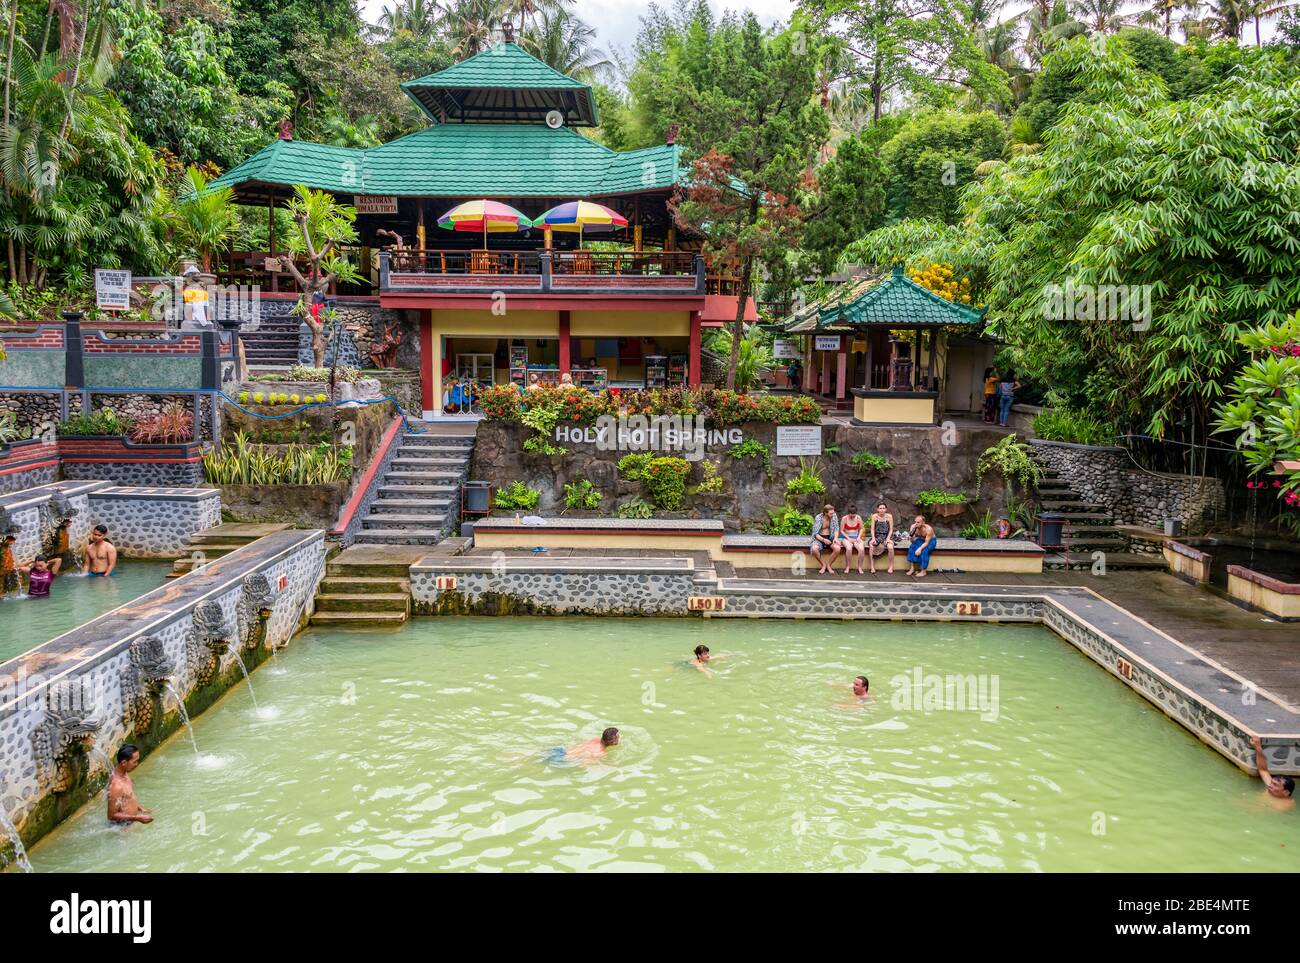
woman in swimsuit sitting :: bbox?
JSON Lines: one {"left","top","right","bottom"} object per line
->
{"left": 839, "top": 506, "right": 866, "bottom": 575}
{"left": 868, "top": 502, "right": 895, "bottom": 575}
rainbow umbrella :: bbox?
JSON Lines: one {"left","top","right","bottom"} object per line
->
{"left": 531, "top": 201, "right": 628, "bottom": 248}
{"left": 436, "top": 199, "right": 530, "bottom": 247}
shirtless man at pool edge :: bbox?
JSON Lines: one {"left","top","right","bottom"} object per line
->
{"left": 1251, "top": 735, "right": 1295, "bottom": 808}
{"left": 107, "top": 745, "right": 153, "bottom": 825}
{"left": 85, "top": 525, "right": 116, "bottom": 577}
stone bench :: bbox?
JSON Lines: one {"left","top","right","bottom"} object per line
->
{"left": 718, "top": 534, "right": 1044, "bottom": 574}
{"left": 471, "top": 517, "right": 724, "bottom": 555}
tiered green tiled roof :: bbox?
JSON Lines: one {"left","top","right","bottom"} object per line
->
{"left": 786, "top": 265, "right": 986, "bottom": 331}
{"left": 402, "top": 43, "right": 598, "bottom": 126}
{"left": 208, "top": 125, "right": 681, "bottom": 198}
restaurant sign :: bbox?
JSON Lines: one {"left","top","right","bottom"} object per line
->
{"left": 355, "top": 195, "right": 399, "bottom": 215}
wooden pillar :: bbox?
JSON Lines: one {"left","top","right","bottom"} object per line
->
{"left": 863, "top": 330, "right": 873, "bottom": 389}
{"left": 558, "top": 310, "right": 571, "bottom": 374}
{"left": 913, "top": 327, "right": 921, "bottom": 389}
{"left": 416, "top": 199, "right": 427, "bottom": 251}
{"left": 633, "top": 197, "right": 642, "bottom": 252}
{"left": 420, "top": 309, "right": 438, "bottom": 417}
{"left": 927, "top": 328, "right": 936, "bottom": 392}
{"left": 836, "top": 338, "right": 848, "bottom": 402}
{"left": 268, "top": 196, "right": 278, "bottom": 293}
{"left": 688, "top": 310, "right": 701, "bottom": 387}
{"left": 802, "top": 338, "right": 814, "bottom": 391}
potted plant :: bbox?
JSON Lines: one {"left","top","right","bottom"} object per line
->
{"left": 917, "top": 487, "right": 968, "bottom": 519}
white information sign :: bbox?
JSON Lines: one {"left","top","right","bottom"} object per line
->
{"left": 772, "top": 339, "right": 801, "bottom": 360}
{"left": 814, "top": 335, "right": 841, "bottom": 351}
{"left": 776, "top": 425, "right": 823, "bottom": 457}
{"left": 94, "top": 269, "right": 131, "bottom": 311}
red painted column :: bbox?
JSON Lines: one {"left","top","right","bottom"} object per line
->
{"left": 558, "top": 310, "right": 571, "bottom": 375}
{"left": 688, "top": 310, "right": 701, "bottom": 387}
{"left": 419, "top": 308, "right": 434, "bottom": 415}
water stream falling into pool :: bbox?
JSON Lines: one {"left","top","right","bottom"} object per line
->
{"left": 0, "top": 776, "right": 33, "bottom": 873}
{"left": 226, "top": 644, "right": 258, "bottom": 709}
{"left": 164, "top": 683, "right": 199, "bottom": 755}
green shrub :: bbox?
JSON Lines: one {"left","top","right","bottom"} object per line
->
{"left": 0, "top": 410, "right": 23, "bottom": 443}
{"left": 960, "top": 509, "right": 994, "bottom": 538}
{"left": 643, "top": 456, "right": 691, "bottom": 510}
{"left": 563, "top": 479, "right": 603, "bottom": 511}
{"left": 975, "top": 433, "right": 1041, "bottom": 497}
{"left": 202, "top": 432, "right": 353, "bottom": 484}
{"left": 617, "top": 451, "right": 655, "bottom": 480}
{"left": 493, "top": 480, "right": 542, "bottom": 511}
{"left": 57, "top": 408, "right": 126, "bottom": 437}
{"left": 691, "top": 460, "right": 726, "bottom": 495}
{"left": 616, "top": 496, "right": 655, "bottom": 519}
{"left": 763, "top": 504, "right": 814, "bottom": 536}
{"left": 916, "top": 488, "right": 967, "bottom": 508}
{"left": 727, "top": 438, "right": 772, "bottom": 476}
{"left": 850, "top": 450, "right": 893, "bottom": 472}
{"left": 1032, "top": 408, "right": 1114, "bottom": 447}
{"left": 785, "top": 456, "right": 827, "bottom": 498}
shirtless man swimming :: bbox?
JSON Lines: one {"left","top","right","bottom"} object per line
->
{"left": 85, "top": 525, "right": 116, "bottom": 577}
{"left": 1251, "top": 735, "right": 1295, "bottom": 808}
{"left": 833, "top": 674, "right": 872, "bottom": 709}
{"left": 557, "top": 727, "right": 620, "bottom": 763}
{"left": 690, "top": 644, "right": 724, "bottom": 676}
{"left": 107, "top": 745, "right": 153, "bottom": 825}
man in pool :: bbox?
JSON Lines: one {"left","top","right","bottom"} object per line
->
{"left": 1251, "top": 735, "right": 1295, "bottom": 807}
{"left": 690, "top": 644, "right": 724, "bottom": 676}
{"left": 85, "top": 525, "right": 116, "bottom": 577}
{"left": 20, "top": 555, "right": 54, "bottom": 597}
{"left": 107, "top": 745, "right": 153, "bottom": 825}
{"left": 833, "top": 675, "right": 871, "bottom": 709}
{"left": 552, "top": 727, "right": 620, "bottom": 764}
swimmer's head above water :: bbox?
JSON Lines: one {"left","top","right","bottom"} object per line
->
{"left": 694, "top": 645, "right": 711, "bottom": 663}
{"left": 601, "top": 727, "right": 620, "bottom": 748}
{"left": 852, "top": 675, "right": 869, "bottom": 698}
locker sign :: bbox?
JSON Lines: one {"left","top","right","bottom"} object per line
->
{"left": 688, "top": 596, "right": 725, "bottom": 612}
{"left": 955, "top": 601, "right": 982, "bottom": 616}
{"left": 436, "top": 576, "right": 458, "bottom": 591}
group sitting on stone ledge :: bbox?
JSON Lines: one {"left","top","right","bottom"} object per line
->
{"left": 808, "top": 502, "right": 937, "bottom": 578}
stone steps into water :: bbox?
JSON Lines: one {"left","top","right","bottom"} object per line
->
{"left": 311, "top": 547, "right": 429, "bottom": 625}
{"left": 315, "top": 592, "right": 411, "bottom": 613}
{"left": 309, "top": 610, "right": 410, "bottom": 626}
{"left": 1044, "top": 551, "right": 1167, "bottom": 570}
{"left": 168, "top": 523, "right": 290, "bottom": 577}
{"left": 351, "top": 424, "right": 476, "bottom": 548}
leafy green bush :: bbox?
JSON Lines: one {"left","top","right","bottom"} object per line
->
{"left": 728, "top": 438, "right": 772, "bottom": 476}
{"left": 0, "top": 410, "right": 23, "bottom": 443}
{"left": 520, "top": 404, "right": 566, "bottom": 455}
{"left": 562, "top": 479, "right": 603, "bottom": 511}
{"left": 203, "top": 432, "right": 353, "bottom": 484}
{"left": 850, "top": 450, "right": 893, "bottom": 472}
{"left": 617, "top": 452, "right": 655, "bottom": 480}
{"left": 785, "top": 457, "right": 827, "bottom": 498}
{"left": 1032, "top": 408, "right": 1114, "bottom": 447}
{"left": 960, "top": 509, "right": 994, "bottom": 538}
{"left": 57, "top": 408, "right": 126, "bottom": 437}
{"left": 974, "top": 433, "right": 1041, "bottom": 497}
{"left": 916, "top": 488, "right": 967, "bottom": 508}
{"left": 643, "top": 456, "right": 691, "bottom": 510}
{"left": 763, "top": 504, "right": 814, "bottom": 536}
{"left": 493, "top": 480, "right": 542, "bottom": 511}
{"left": 616, "top": 496, "right": 655, "bottom": 519}
{"left": 692, "top": 460, "right": 726, "bottom": 495}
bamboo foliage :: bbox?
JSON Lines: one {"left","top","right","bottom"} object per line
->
{"left": 203, "top": 431, "right": 355, "bottom": 485}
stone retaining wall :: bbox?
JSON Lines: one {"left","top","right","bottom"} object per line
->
{"left": 1029, "top": 439, "right": 1224, "bottom": 528}
{"left": 0, "top": 529, "right": 326, "bottom": 866}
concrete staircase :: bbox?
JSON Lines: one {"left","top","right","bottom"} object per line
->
{"left": 309, "top": 548, "right": 424, "bottom": 627}
{"left": 1032, "top": 461, "right": 1165, "bottom": 571}
{"left": 168, "top": 523, "right": 290, "bottom": 578}
{"left": 352, "top": 430, "right": 475, "bottom": 546}
{"left": 240, "top": 314, "right": 301, "bottom": 367}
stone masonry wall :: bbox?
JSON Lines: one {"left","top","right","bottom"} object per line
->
{"left": 1029, "top": 439, "right": 1225, "bottom": 529}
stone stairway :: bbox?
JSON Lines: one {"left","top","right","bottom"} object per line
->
{"left": 167, "top": 523, "right": 290, "bottom": 578}
{"left": 352, "top": 430, "right": 475, "bottom": 546}
{"left": 240, "top": 312, "right": 301, "bottom": 367}
{"left": 310, "top": 550, "right": 415, "bottom": 627}
{"left": 1032, "top": 461, "right": 1165, "bottom": 571}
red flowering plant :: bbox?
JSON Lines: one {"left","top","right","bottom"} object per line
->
{"left": 479, "top": 384, "right": 525, "bottom": 422}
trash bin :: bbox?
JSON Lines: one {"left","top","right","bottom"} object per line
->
{"left": 1036, "top": 512, "right": 1066, "bottom": 549}
{"left": 462, "top": 481, "right": 491, "bottom": 517}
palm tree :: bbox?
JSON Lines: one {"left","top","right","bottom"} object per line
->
{"left": 1070, "top": 0, "right": 1133, "bottom": 31}
{"left": 500, "top": 0, "right": 573, "bottom": 37}
{"left": 523, "top": 8, "right": 611, "bottom": 79}
{"left": 378, "top": 0, "right": 440, "bottom": 38}
{"left": 1024, "top": 0, "right": 1086, "bottom": 65}
{"left": 1182, "top": 0, "right": 1295, "bottom": 40}
{"left": 170, "top": 167, "right": 236, "bottom": 273}
{"left": 439, "top": 0, "right": 500, "bottom": 58}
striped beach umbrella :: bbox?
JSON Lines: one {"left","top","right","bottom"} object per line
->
{"left": 437, "top": 199, "right": 530, "bottom": 247}
{"left": 531, "top": 201, "right": 628, "bottom": 248}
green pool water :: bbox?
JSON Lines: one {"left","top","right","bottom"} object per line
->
{"left": 0, "top": 561, "right": 173, "bottom": 665}
{"left": 27, "top": 617, "right": 1300, "bottom": 872}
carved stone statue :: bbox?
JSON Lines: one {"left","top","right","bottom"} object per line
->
{"left": 238, "top": 573, "right": 274, "bottom": 653}
{"left": 368, "top": 319, "right": 402, "bottom": 369}
{"left": 32, "top": 682, "right": 104, "bottom": 794}
{"left": 186, "top": 600, "right": 235, "bottom": 687}
{"left": 40, "top": 492, "right": 80, "bottom": 573}
{"left": 121, "top": 635, "right": 173, "bottom": 733}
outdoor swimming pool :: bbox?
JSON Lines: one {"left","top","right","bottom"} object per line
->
{"left": 0, "top": 562, "right": 174, "bottom": 664}
{"left": 27, "top": 617, "right": 1300, "bottom": 872}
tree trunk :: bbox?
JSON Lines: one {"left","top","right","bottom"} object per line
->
{"left": 725, "top": 254, "right": 755, "bottom": 391}
{"left": 870, "top": 63, "right": 882, "bottom": 124}
{"left": 4, "top": 0, "right": 18, "bottom": 129}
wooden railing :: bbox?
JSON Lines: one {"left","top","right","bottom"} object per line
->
{"left": 380, "top": 249, "right": 711, "bottom": 296}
